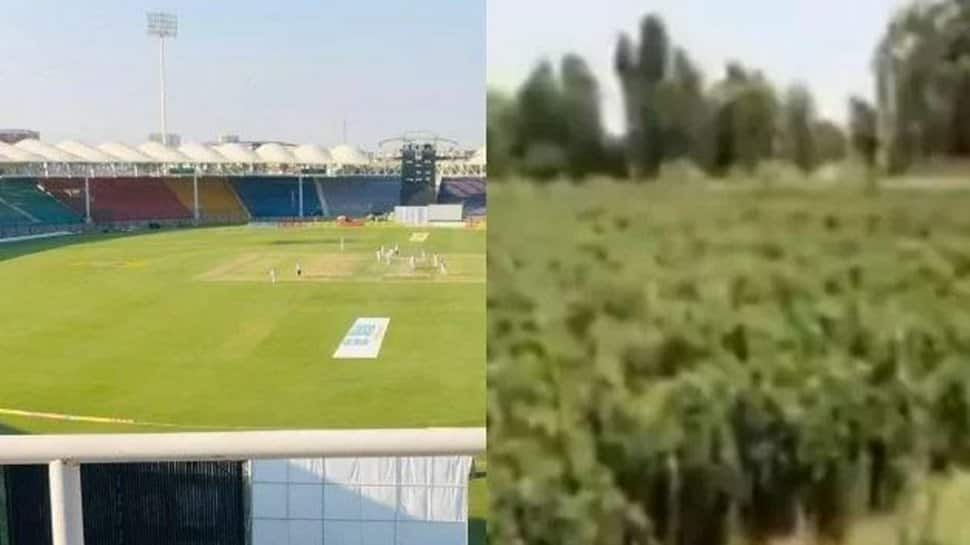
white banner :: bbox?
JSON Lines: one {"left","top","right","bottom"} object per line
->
{"left": 251, "top": 456, "right": 472, "bottom": 545}
{"left": 333, "top": 317, "right": 390, "bottom": 359}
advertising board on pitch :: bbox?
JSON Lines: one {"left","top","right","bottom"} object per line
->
{"left": 333, "top": 317, "right": 390, "bottom": 359}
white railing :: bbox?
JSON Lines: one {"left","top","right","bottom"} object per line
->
{"left": 0, "top": 427, "right": 486, "bottom": 545}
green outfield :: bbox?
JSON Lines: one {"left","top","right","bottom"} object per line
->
{"left": 0, "top": 223, "right": 485, "bottom": 434}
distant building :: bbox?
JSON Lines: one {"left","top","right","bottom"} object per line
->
{"left": 148, "top": 133, "right": 181, "bottom": 147}
{"left": 0, "top": 129, "right": 39, "bottom": 144}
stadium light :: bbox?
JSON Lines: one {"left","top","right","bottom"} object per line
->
{"left": 146, "top": 11, "right": 178, "bottom": 146}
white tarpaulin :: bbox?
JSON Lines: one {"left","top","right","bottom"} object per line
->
{"left": 333, "top": 318, "right": 390, "bottom": 359}
{"left": 251, "top": 456, "right": 473, "bottom": 545}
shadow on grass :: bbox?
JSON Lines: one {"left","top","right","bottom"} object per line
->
{"left": 0, "top": 421, "right": 24, "bottom": 435}
{"left": 469, "top": 518, "right": 488, "bottom": 545}
{"left": 0, "top": 223, "right": 243, "bottom": 264}
{"left": 269, "top": 238, "right": 347, "bottom": 246}
{"left": 469, "top": 467, "right": 488, "bottom": 545}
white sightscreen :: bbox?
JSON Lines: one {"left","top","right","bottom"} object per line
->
{"left": 251, "top": 456, "right": 472, "bottom": 545}
{"left": 393, "top": 206, "right": 429, "bottom": 226}
{"left": 427, "top": 205, "right": 463, "bottom": 223}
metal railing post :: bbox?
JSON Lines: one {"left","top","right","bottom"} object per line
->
{"left": 83, "top": 178, "right": 92, "bottom": 225}
{"left": 193, "top": 170, "right": 200, "bottom": 224}
{"left": 49, "top": 459, "right": 85, "bottom": 545}
{"left": 298, "top": 175, "right": 304, "bottom": 218}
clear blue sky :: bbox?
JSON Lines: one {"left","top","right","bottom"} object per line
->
{"left": 489, "top": 0, "right": 903, "bottom": 133}
{"left": 0, "top": 0, "right": 485, "bottom": 149}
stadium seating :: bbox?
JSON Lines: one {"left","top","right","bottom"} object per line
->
{"left": 317, "top": 176, "right": 401, "bottom": 218}
{"left": 232, "top": 177, "right": 323, "bottom": 218}
{"left": 437, "top": 177, "right": 486, "bottom": 217}
{"left": 43, "top": 178, "right": 191, "bottom": 223}
{"left": 0, "top": 200, "right": 28, "bottom": 226}
{"left": 0, "top": 175, "right": 467, "bottom": 227}
{"left": 165, "top": 177, "right": 249, "bottom": 221}
{"left": 41, "top": 178, "right": 87, "bottom": 217}
{"left": 0, "top": 178, "right": 81, "bottom": 225}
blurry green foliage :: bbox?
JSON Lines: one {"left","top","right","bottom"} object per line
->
{"left": 488, "top": 183, "right": 970, "bottom": 545}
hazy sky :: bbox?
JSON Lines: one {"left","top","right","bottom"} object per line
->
{"left": 0, "top": 0, "right": 485, "bottom": 149}
{"left": 488, "top": 0, "right": 902, "bottom": 133}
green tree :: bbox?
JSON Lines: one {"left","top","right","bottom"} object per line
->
{"left": 615, "top": 14, "right": 671, "bottom": 179}
{"left": 873, "top": 0, "right": 970, "bottom": 171}
{"left": 615, "top": 32, "right": 641, "bottom": 178}
{"left": 486, "top": 89, "right": 518, "bottom": 178}
{"left": 849, "top": 96, "right": 879, "bottom": 168}
{"left": 516, "top": 60, "right": 568, "bottom": 152}
{"left": 636, "top": 15, "right": 671, "bottom": 178}
{"left": 813, "top": 120, "right": 848, "bottom": 164}
{"left": 711, "top": 64, "right": 778, "bottom": 173}
{"left": 514, "top": 60, "right": 568, "bottom": 178}
{"left": 561, "top": 54, "right": 607, "bottom": 179}
{"left": 656, "top": 48, "right": 715, "bottom": 170}
{"left": 780, "top": 84, "right": 819, "bottom": 172}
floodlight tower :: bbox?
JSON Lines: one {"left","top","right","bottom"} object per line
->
{"left": 147, "top": 11, "right": 178, "bottom": 146}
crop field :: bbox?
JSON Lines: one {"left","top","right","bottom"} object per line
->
{"left": 488, "top": 180, "right": 970, "bottom": 545}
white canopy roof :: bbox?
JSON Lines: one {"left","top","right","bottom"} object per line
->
{"left": 469, "top": 145, "right": 486, "bottom": 166}
{"left": 99, "top": 142, "right": 155, "bottom": 163}
{"left": 179, "top": 142, "right": 230, "bottom": 163}
{"left": 214, "top": 142, "right": 261, "bottom": 163}
{"left": 138, "top": 141, "right": 191, "bottom": 163}
{"left": 15, "top": 139, "right": 83, "bottom": 162}
{"left": 292, "top": 144, "right": 334, "bottom": 165}
{"left": 329, "top": 144, "right": 369, "bottom": 165}
{"left": 255, "top": 143, "right": 298, "bottom": 164}
{"left": 0, "top": 138, "right": 479, "bottom": 171}
{"left": 0, "top": 141, "right": 45, "bottom": 162}
{"left": 56, "top": 141, "right": 117, "bottom": 163}
{"left": 292, "top": 144, "right": 333, "bottom": 165}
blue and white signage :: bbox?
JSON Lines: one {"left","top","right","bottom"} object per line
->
{"left": 333, "top": 317, "right": 390, "bottom": 359}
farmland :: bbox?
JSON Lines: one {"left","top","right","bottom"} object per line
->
{"left": 488, "top": 179, "right": 970, "bottom": 545}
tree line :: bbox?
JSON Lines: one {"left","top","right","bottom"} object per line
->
{"left": 488, "top": 1, "right": 970, "bottom": 180}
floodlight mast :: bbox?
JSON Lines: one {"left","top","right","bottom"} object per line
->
{"left": 147, "top": 12, "right": 178, "bottom": 146}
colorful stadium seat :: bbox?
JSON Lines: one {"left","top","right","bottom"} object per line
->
{"left": 232, "top": 177, "right": 323, "bottom": 218}
{"left": 0, "top": 178, "right": 81, "bottom": 226}
{"left": 43, "top": 178, "right": 191, "bottom": 223}
{"left": 317, "top": 177, "right": 401, "bottom": 218}
{"left": 165, "top": 177, "right": 249, "bottom": 222}
{"left": 0, "top": 175, "right": 483, "bottom": 230}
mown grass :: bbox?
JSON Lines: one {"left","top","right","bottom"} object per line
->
{"left": 0, "top": 223, "right": 485, "bottom": 431}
